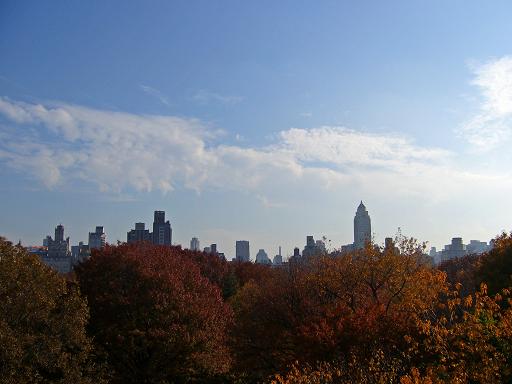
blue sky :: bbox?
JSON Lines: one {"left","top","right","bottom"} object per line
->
{"left": 1, "top": 1, "right": 512, "bottom": 258}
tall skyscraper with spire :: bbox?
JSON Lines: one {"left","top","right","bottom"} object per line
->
{"left": 354, "top": 201, "right": 371, "bottom": 249}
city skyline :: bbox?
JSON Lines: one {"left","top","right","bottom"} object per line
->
{"left": 20, "top": 204, "right": 496, "bottom": 262}
{"left": 1, "top": 1, "right": 512, "bottom": 255}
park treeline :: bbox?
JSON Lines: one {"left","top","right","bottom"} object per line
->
{"left": 1, "top": 234, "right": 512, "bottom": 384}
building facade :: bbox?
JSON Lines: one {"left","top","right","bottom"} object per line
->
{"left": 88, "top": 226, "right": 106, "bottom": 249}
{"left": 354, "top": 201, "right": 371, "bottom": 249}
{"left": 255, "top": 249, "right": 271, "bottom": 265}
{"left": 236, "top": 240, "right": 250, "bottom": 262}
{"left": 127, "top": 222, "right": 151, "bottom": 243}
{"left": 190, "top": 237, "right": 200, "bottom": 251}
{"left": 43, "top": 224, "right": 72, "bottom": 273}
{"left": 152, "top": 211, "right": 172, "bottom": 245}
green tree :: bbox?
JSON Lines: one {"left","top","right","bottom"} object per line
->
{"left": 0, "top": 237, "right": 103, "bottom": 384}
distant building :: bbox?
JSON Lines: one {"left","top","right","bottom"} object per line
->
{"left": 127, "top": 222, "right": 151, "bottom": 243}
{"left": 190, "top": 237, "right": 200, "bottom": 251}
{"left": 236, "top": 240, "right": 250, "bottom": 262}
{"left": 466, "top": 240, "right": 490, "bottom": 254}
{"left": 384, "top": 237, "right": 399, "bottom": 254}
{"left": 47, "top": 224, "right": 70, "bottom": 258}
{"left": 152, "top": 211, "right": 172, "bottom": 245}
{"left": 339, "top": 201, "right": 372, "bottom": 253}
{"left": 255, "top": 249, "right": 271, "bottom": 265}
{"left": 440, "top": 237, "right": 466, "bottom": 261}
{"left": 273, "top": 246, "right": 283, "bottom": 265}
{"left": 71, "top": 241, "right": 90, "bottom": 264}
{"left": 88, "top": 226, "right": 106, "bottom": 249}
{"left": 203, "top": 246, "right": 211, "bottom": 253}
{"left": 302, "top": 235, "right": 323, "bottom": 257}
{"left": 293, "top": 247, "right": 301, "bottom": 258}
{"left": 354, "top": 201, "right": 371, "bottom": 249}
{"left": 43, "top": 224, "right": 72, "bottom": 273}
{"left": 435, "top": 237, "right": 490, "bottom": 262}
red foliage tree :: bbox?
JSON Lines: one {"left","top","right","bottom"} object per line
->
{"left": 75, "top": 242, "right": 233, "bottom": 383}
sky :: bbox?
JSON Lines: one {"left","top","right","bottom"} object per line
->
{"left": 1, "top": 1, "right": 512, "bottom": 258}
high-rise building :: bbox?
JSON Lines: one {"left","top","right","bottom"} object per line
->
{"left": 43, "top": 224, "right": 72, "bottom": 273}
{"left": 236, "top": 240, "right": 250, "bottom": 262}
{"left": 127, "top": 222, "right": 151, "bottom": 243}
{"left": 190, "top": 237, "right": 200, "bottom": 251}
{"left": 303, "top": 235, "right": 323, "bottom": 257}
{"left": 255, "top": 249, "right": 271, "bottom": 265}
{"left": 47, "top": 224, "right": 70, "bottom": 258}
{"left": 88, "top": 226, "right": 106, "bottom": 249}
{"left": 152, "top": 210, "right": 172, "bottom": 245}
{"left": 273, "top": 246, "right": 283, "bottom": 265}
{"left": 354, "top": 201, "right": 371, "bottom": 249}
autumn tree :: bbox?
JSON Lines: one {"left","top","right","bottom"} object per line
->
{"left": 75, "top": 242, "right": 233, "bottom": 384}
{"left": 0, "top": 237, "right": 103, "bottom": 384}
{"left": 477, "top": 232, "right": 512, "bottom": 295}
{"left": 403, "top": 284, "right": 512, "bottom": 383}
{"left": 230, "top": 238, "right": 447, "bottom": 382}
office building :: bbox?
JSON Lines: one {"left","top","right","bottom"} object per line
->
{"left": 255, "top": 249, "right": 271, "bottom": 265}
{"left": 127, "top": 222, "right": 151, "bottom": 243}
{"left": 43, "top": 224, "right": 72, "bottom": 273}
{"left": 273, "top": 246, "right": 283, "bottom": 265}
{"left": 88, "top": 226, "right": 106, "bottom": 249}
{"left": 190, "top": 237, "right": 200, "bottom": 251}
{"left": 236, "top": 240, "right": 250, "bottom": 262}
{"left": 354, "top": 201, "right": 371, "bottom": 249}
{"left": 152, "top": 211, "right": 172, "bottom": 245}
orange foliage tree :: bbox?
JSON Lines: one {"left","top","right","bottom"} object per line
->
{"left": 231, "top": 237, "right": 447, "bottom": 382}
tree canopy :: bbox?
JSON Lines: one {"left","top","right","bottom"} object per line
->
{"left": 0, "top": 237, "right": 102, "bottom": 384}
{"left": 75, "top": 242, "right": 233, "bottom": 384}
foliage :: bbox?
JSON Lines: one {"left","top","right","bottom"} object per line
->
{"left": 75, "top": 242, "right": 233, "bottom": 384}
{"left": 0, "top": 237, "right": 103, "bottom": 384}
{"left": 230, "top": 238, "right": 446, "bottom": 382}
{"left": 403, "top": 284, "right": 512, "bottom": 383}
{"left": 477, "top": 232, "right": 512, "bottom": 295}
{"left": 437, "top": 253, "right": 481, "bottom": 296}
{"left": 269, "top": 350, "right": 405, "bottom": 384}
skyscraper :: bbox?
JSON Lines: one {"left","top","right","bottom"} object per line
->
{"left": 88, "top": 226, "right": 106, "bottom": 249}
{"left": 190, "top": 237, "right": 200, "bottom": 251}
{"left": 152, "top": 210, "right": 172, "bottom": 245}
{"left": 354, "top": 201, "right": 371, "bottom": 249}
{"left": 127, "top": 222, "right": 151, "bottom": 243}
{"left": 43, "top": 224, "right": 72, "bottom": 273}
{"left": 273, "top": 246, "right": 283, "bottom": 265}
{"left": 255, "top": 249, "right": 271, "bottom": 265}
{"left": 236, "top": 240, "right": 250, "bottom": 262}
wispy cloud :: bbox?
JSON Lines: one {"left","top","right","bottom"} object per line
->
{"left": 459, "top": 56, "right": 512, "bottom": 150}
{"left": 0, "top": 97, "right": 505, "bottom": 205}
{"left": 139, "top": 84, "right": 171, "bottom": 107}
{"left": 192, "top": 89, "right": 244, "bottom": 105}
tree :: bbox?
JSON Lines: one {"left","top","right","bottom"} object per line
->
{"left": 0, "top": 237, "right": 103, "bottom": 384}
{"left": 75, "top": 242, "right": 233, "bottom": 384}
{"left": 403, "top": 284, "right": 512, "bottom": 383}
{"left": 230, "top": 238, "right": 447, "bottom": 382}
{"left": 478, "top": 232, "right": 512, "bottom": 295}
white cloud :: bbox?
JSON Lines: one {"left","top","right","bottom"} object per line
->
{"left": 460, "top": 56, "right": 512, "bottom": 149}
{"left": 0, "top": 97, "right": 504, "bottom": 204}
